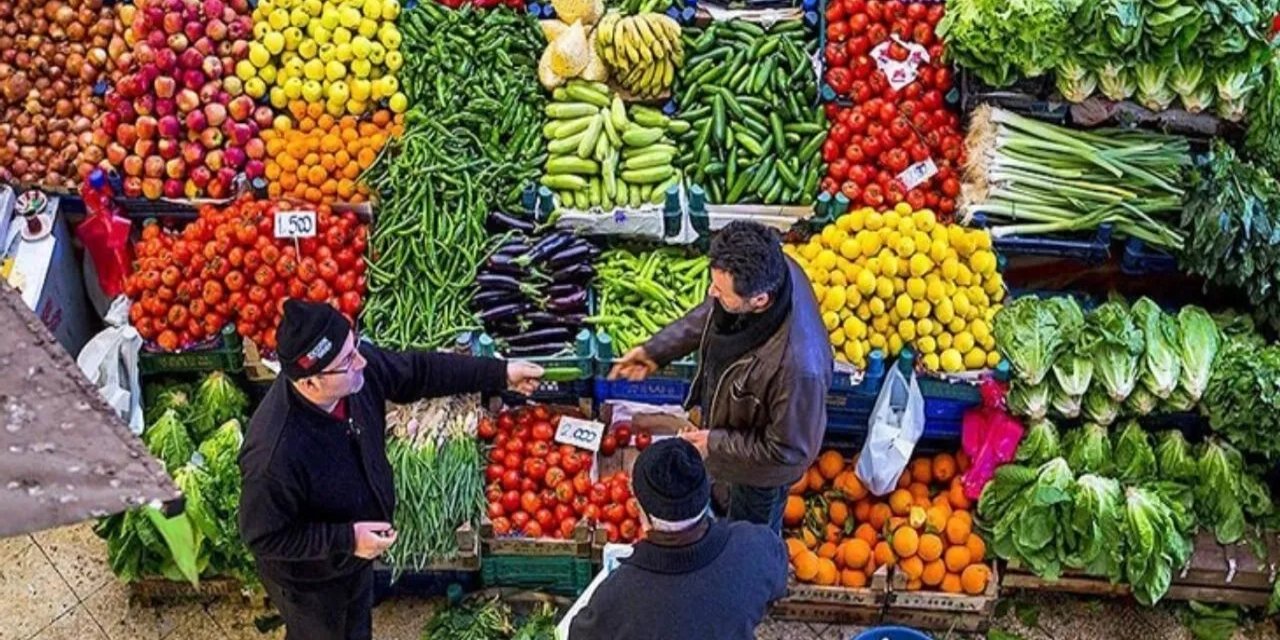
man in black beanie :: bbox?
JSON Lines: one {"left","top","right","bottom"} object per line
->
{"left": 567, "top": 438, "right": 788, "bottom": 640}
{"left": 238, "top": 299, "right": 543, "bottom": 640}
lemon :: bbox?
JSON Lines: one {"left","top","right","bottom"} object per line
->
{"left": 320, "top": 8, "right": 340, "bottom": 29}
{"left": 893, "top": 202, "right": 912, "bottom": 216}
{"left": 935, "top": 298, "right": 955, "bottom": 324}
{"left": 894, "top": 294, "right": 913, "bottom": 318}
{"left": 235, "top": 59, "right": 257, "bottom": 81}
{"left": 815, "top": 249, "right": 838, "bottom": 272}
{"left": 855, "top": 269, "right": 876, "bottom": 295}
{"left": 940, "top": 349, "right": 963, "bottom": 373}
{"left": 913, "top": 231, "right": 931, "bottom": 256}
{"left": 971, "top": 249, "right": 997, "bottom": 275}
{"left": 991, "top": 286, "right": 1006, "bottom": 303}
{"left": 299, "top": 38, "right": 319, "bottom": 59}
{"left": 964, "top": 349, "right": 987, "bottom": 370}
{"left": 865, "top": 211, "right": 884, "bottom": 231}
{"left": 381, "top": 0, "right": 400, "bottom": 19}
{"left": 883, "top": 209, "right": 901, "bottom": 230}
{"left": 869, "top": 298, "right": 886, "bottom": 317}
{"left": 249, "top": 42, "right": 271, "bottom": 67}
{"left": 908, "top": 253, "right": 933, "bottom": 277}
{"left": 821, "top": 224, "right": 844, "bottom": 248}
{"left": 301, "top": 79, "right": 324, "bottom": 102}
{"left": 912, "top": 301, "right": 931, "bottom": 319}
{"left": 879, "top": 250, "right": 900, "bottom": 277}
{"left": 845, "top": 285, "right": 862, "bottom": 308}
{"left": 268, "top": 8, "right": 290, "bottom": 29}
{"left": 845, "top": 340, "right": 865, "bottom": 365}
{"left": 811, "top": 269, "right": 830, "bottom": 285}
{"left": 917, "top": 318, "right": 935, "bottom": 336}
{"left": 339, "top": 5, "right": 362, "bottom": 27}
{"left": 823, "top": 286, "right": 847, "bottom": 312}
{"left": 869, "top": 333, "right": 887, "bottom": 351}
{"left": 898, "top": 320, "right": 916, "bottom": 341}
{"left": 898, "top": 217, "right": 915, "bottom": 235}
{"left": 829, "top": 271, "right": 847, "bottom": 288}
{"left": 970, "top": 319, "right": 990, "bottom": 343}
{"left": 917, "top": 335, "right": 936, "bottom": 354}
{"left": 362, "top": 0, "right": 381, "bottom": 18}
{"left": 872, "top": 315, "right": 890, "bottom": 333}
{"left": 846, "top": 208, "right": 867, "bottom": 231}
{"left": 955, "top": 263, "right": 973, "bottom": 286}
{"left": 268, "top": 85, "right": 288, "bottom": 108}
{"left": 930, "top": 238, "right": 949, "bottom": 263}
{"left": 938, "top": 333, "right": 953, "bottom": 350}
{"left": 830, "top": 328, "right": 846, "bottom": 347}
{"left": 822, "top": 311, "right": 839, "bottom": 332}
{"left": 346, "top": 98, "right": 368, "bottom": 115}
{"left": 835, "top": 214, "right": 855, "bottom": 232}
{"left": 856, "top": 302, "right": 871, "bottom": 318}
{"left": 843, "top": 317, "right": 867, "bottom": 340}
{"left": 854, "top": 230, "right": 880, "bottom": 257}
{"left": 906, "top": 277, "right": 926, "bottom": 300}
{"left": 893, "top": 278, "right": 906, "bottom": 295}
{"left": 888, "top": 334, "right": 904, "bottom": 356}
{"left": 972, "top": 230, "right": 992, "bottom": 250}
{"left": 949, "top": 317, "right": 967, "bottom": 333}
{"left": 925, "top": 278, "right": 945, "bottom": 302}
{"left": 875, "top": 277, "right": 894, "bottom": 300}
{"left": 953, "top": 331, "right": 975, "bottom": 353}
{"left": 986, "top": 351, "right": 1002, "bottom": 368}
{"left": 940, "top": 257, "right": 959, "bottom": 281}
{"left": 358, "top": 18, "right": 379, "bottom": 39}
{"left": 283, "top": 27, "right": 304, "bottom": 51}
{"left": 325, "top": 59, "right": 346, "bottom": 81}
{"left": 326, "top": 99, "right": 345, "bottom": 117}
{"left": 923, "top": 353, "right": 940, "bottom": 371}
{"left": 912, "top": 209, "right": 936, "bottom": 232}
{"left": 953, "top": 292, "right": 972, "bottom": 319}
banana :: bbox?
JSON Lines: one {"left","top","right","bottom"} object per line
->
{"left": 632, "top": 14, "right": 655, "bottom": 45}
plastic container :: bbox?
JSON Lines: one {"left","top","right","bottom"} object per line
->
{"left": 138, "top": 325, "right": 244, "bottom": 376}
{"left": 852, "top": 626, "right": 933, "bottom": 640}
{"left": 593, "top": 331, "right": 697, "bottom": 405}
{"left": 969, "top": 214, "right": 1113, "bottom": 264}
{"left": 1120, "top": 237, "right": 1178, "bottom": 275}
{"left": 480, "top": 555, "right": 595, "bottom": 596}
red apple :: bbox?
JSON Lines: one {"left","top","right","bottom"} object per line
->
{"left": 163, "top": 178, "right": 184, "bottom": 198}
{"left": 154, "top": 47, "right": 177, "bottom": 73}
{"left": 202, "top": 0, "right": 225, "bottom": 17}
{"left": 136, "top": 116, "right": 158, "bottom": 140}
{"left": 202, "top": 55, "right": 222, "bottom": 79}
{"left": 244, "top": 137, "right": 265, "bottom": 159}
{"left": 223, "top": 146, "right": 246, "bottom": 169}
{"left": 205, "top": 19, "right": 226, "bottom": 41}
{"left": 226, "top": 16, "right": 249, "bottom": 40}
{"left": 116, "top": 123, "right": 137, "bottom": 148}
{"left": 252, "top": 106, "right": 273, "bottom": 129}
{"left": 216, "top": 167, "right": 236, "bottom": 189}
{"left": 189, "top": 165, "right": 212, "bottom": 188}
{"left": 200, "top": 128, "right": 223, "bottom": 150}
{"left": 91, "top": 128, "right": 112, "bottom": 149}
{"left": 205, "top": 147, "right": 224, "bottom": 169}
{"left": 203, "top": 103, "right": 227, "bottom": 127}
{"left": 198, "top": 81, "right": 220, "bottom": 104}
{"left": 144, "top": 155, "right": 165, "bottom": 179}
{"left": 227, "top": 95, "right": 253, "bottom": 122}
{"left": 134, "top": 139, "right": 155, "bottom": 157}
{"left": 166, "top": 33, "right": 188, "bottom": 53}
{"left": 179, "top": 48, "right": 203, "bottom": 71}
{"left": 193, "top": 36, "right": 214, "bottom": 56}
{"left": 146, "top": 29, "right": 166, "bottom": 51}
{"left": 244, "top": 159, "right": 265, "bottom": 179}
{"left": 154, "top": 75, "right": 177, "bottom": 99}
{"left": 123, "top": 176, "right": 144, "bottom": 197}
{"left": 133, "top": 94, "right": 155, "bottom": 117}
{"left": 184, "top": 20, "right": 203, "bottom": 43}
{"left": 154, "top": 98, "right": 177, "bottom": 118}
{"left": 184, "top": 109, "right": 207, "bottom": 132}
{"left": 176, "top": 89, "right": 200, "bottom": 113}
{"left": 106, "top": 142, "right": 128, "bottom": 166}
{"left": 142, "top": 177, "right": 163, "bottom": 199}
{"left": 158, "top": 139, "right": 180, "bottom": 159}
{"left": 181, "top": 141, "right": 205, "bottom": 165}
{"left": 135, "top": 42, "right": 156, "bottom": 66}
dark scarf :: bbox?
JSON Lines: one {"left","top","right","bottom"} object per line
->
{"left": 689, "top": 268, "right": 793, "bottom": 414}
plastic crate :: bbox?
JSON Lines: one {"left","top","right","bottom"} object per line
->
{"left": 139, "top": 325, "right": 244, "bottom": 376}
{"left": 1120, "top": 237, "right": 1178, "bottom": 275}
{"left": 465, "top": 329, "right": 596, "bottom": 411}
{"left": 957, "top": 69, "right": 1069, "bottom": 125}
{"left": 374, "top": 567, "right": 480, "bottom": 600}
{"left": 969, "top": 214, "right": 1114, "bottom": 264}
{"left": 824, "top": 351, "right": 980, "bottom": 442}
{"left": 480, "top": 555, "right": 595, "bottom": 597}
{"left": 593, "top": 330, "right": 697, "bottom": 405}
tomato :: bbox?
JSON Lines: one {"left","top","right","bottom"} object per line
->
{"left": 850, "top": 55, "right": 875, "bottom": 81}
{"left": 635, "top": 431, "right": 653, "bottom": 450}
{"left": 520, "top": 491, "right": 542, "bottom": 514}
{"left": 619, "top": 519, "right": 639, "bottom": 541}
{"left": 317, "top": 257, "right": 340, "bottom": 283}
{"left": 939, "top": 198, "right": 956, "bottom": 217}
{"left": 849, "top": 164, "right": 873, "bottom": 186}
{"left": 603, "top": 522, "right": 620, "bottom": 543}
{"left": 522, "top": 521, "right": 543, "bottom": 538}
{"left": 860, "top": 136, "right": 882, "bottom": 159}
{"left": 503, "top": 453, "right": 524, "bottom": 474}
{"left": 530, "top": 406, "right": 550, "bottom": 421}
{"left": 884, "top": 148, "right": 910, "bottom": 172}
{"left": 609, "top": 483, "right": 631, "bottom": 504}
{"left": 841, "top": 181, "right": 861, "bottom": 202}
{"left": 824, "top": 42, "right": 849, "bottom": 68}
{"left": 889, "top": 117, "right": 913, "bottom": 141}
{"left": 826, "top": 20, "right": 849, "bottom": 42}
{"left": 491, "top": 517, "right": 511, "bottom": 536}
{"left": 227, "top": 246, "right": 245, "bottom": 269}
{"left": 486, "top": 485, "right": 503, "bottom": 504}
{"left": 921, "top": 90, "right": 943, "bottom": 111}
{"left": 573, "top": 472, "right": 592, "bottom": 496}
{"left": 534, "top": 508, "right": 555, "bottom": 531}
{"left": 826, "top": 67, "right": 853, "bottom": 94}
{"left": 572, "top": 494, "right": 590, "bottom": 516}
{"left": 863, "top": 184, "right": 885, "bottom": 207}
{"left": 527, "top": 441, "right": 551, "bottom": 459}
{"left": 825, "top": 0, "right": 846, "bottom": 21}
{"left": 867, "top": 22, "right": 889, "bottom": 44}
{"left": 487, "top": 502, "right": 505, "bottom": 519}
{"left": 844, "top": 143, "right": 866, "bottom": 164}
{"left": 907, "top": 189, "right": 928, "bottom": 211}
{"left": 559, "top": 518, "right": 577, "bottom": 539}
{"left": 511, "top": 511, "right": 530, "bottom": 530}
{"left": 478, "top": 418, "right": 497, "bottom": 440}
{"left": 941, "top": 177, "right": 961, "bottom": 198}
{"left": 600, "top": 434, "right": 618, "bottom": 456}
{"left": 933, "top": 67, "right": 953, "bottom": 92}
{"left": 912, "top": 22, "right": 934, "bottom": 46}
{"left": 589, "top": 483, "right": 609, "bottom": 506}
{"left": 602, "top": 503, "right": 626, "bottom": 525}
{"left": 502, "top": 490, "right": 521, "bottom": 513}
{"left": 822, "top": 139, "right": 842, "bottom": 163}
{"left": 545, "top": 467, "right": 567, "bottom": 488}
{"left": 531, "top": 421, "right": 554, "bottom": 442}
{"left": 626, "top": 498, "right": 641, "bottom": 519}
{"left": 522, "top": 478, "right": 538, "bottom": 492}
{"left": 247, "top": 285, "right": 269, "bottom": 306}
{"left": 554, "top": 480, "right": 575, "bottom": 504}
{"left": 847, "top": 34, "right": 872, "bottom": 57}
{"left": 523, "top": 458, "right": 548, "bottom": 482}
{"left": 486, "top": 464, "right": 504, "bottom": 483}
{"left": 562, "top": 452, "right": 584, "bottom": 475}
{"left": 224, "top": 270, "right": 245, "bottom": 293}
{"left": 926, "top": 4, "right": 944, "bottom": 24}
{"left": 497, "top": 412, "right": 515, "bottom": 432}
{"left": 612, "top": 424, "right": 632, "bottom": 447}
{"left": 584, "top": 504, "right": 601, "bottom": 523}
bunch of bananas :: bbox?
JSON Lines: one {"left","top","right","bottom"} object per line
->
{"left": 595, "top": 11, "right": 684, "bottom": 99}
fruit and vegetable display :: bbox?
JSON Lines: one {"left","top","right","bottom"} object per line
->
{"left": 983, "top": 421, "right": 1273, "bottom": 604}
{"left": 675, "top": 20, "right": 824, "bottom": 205}
{"left": 540, "top": 82, "right": 686, "bottom": 210}
{"left": 124, "top": 196, "right": 368, "bottom": 353}
{"left": 994, "top": 296, "right": 1220, "bottom": 424}
{"left": 94, "top": 0, "right": 262, "bottom": 199}
{"left": 475, "top": 215, "right": 599, "bottom": 357}
{"left": 0, "top": 0, "right": 122, "bottom": 187}
{"left": 477, "top": 405, "right": 643, "bottom": 543}
{"left": 588, "top": 247, "right": 708, "bottom": 353}
{"left": 262, "top": 102, "right": 399, "bottom": 202}
{"left": 786, "top": 204, "right": 1003, "bottom": 371}
{"left": 939, "top": 0, "right": 1279, "bottom": 120}
{"left": 244, "top": 0, "right": 406, "bottom": 115}
{"left": 594, "top": 11, "right": 684, "bottom": 100}
{"left": 384, "top": 395, "right": 487, "bottom": 573}
{"left": 360, "top": 4, "right": 545, "bottom": 351}
{"left": 96, "top": 373, "right": 255, "bottom": 586}
{"left": 962, "top": 106, "right": 1191, "bottom": 250}
{"left": 784, "top": 449, "right": 993, "bottom": 595}
{"left": 537, "top": 1, "right": 609, "bottom": 89}
{"left": 821, "top": 0, "right": 963, "bottom": 216}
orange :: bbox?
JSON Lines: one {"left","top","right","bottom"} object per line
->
{"left": 854, "top": 523, "right": 878, "bottom": 546}
{"left": 794, "top": 550, "right": 820, "bottom": 582}
{"left": 917, "top": 534, "right": 943, "bottom": 562}
{"left": 961, "top": 564, "right": 990, "bottom": 595}
{"left": 945, "top": 515, "right": 972, "bottom": 546}
{"left": 948, "top": 478, "right": 972, "bottom": 510}
{"left": 842, "top": 539, "right": 871, "bottom": 569}
{"left": 854, "top": 499, "right": 872, "bottom": 524}
{"left": 372, "top": 109, "right": 391, "bottom": 126}
{"left": 957, "top": 450, "right": 972, "bottom": 473}
{"left": 891, "top": 527, "right": 919, "bottom": 558}
{"left": 320, "top": 180, "right": 337, "bottom": 196}
{"left": 873, "top": 541, "right": 896, "bottom": 566}
{"left": 265, "top": 163, "right": 282, "bottom": 181}
{"left": 306, "top": 102, "right": 324, "bottom": 119}
{"left": 815, "top": 558, "right": 838, "bottom": 586}
{"left": 801, "top": 527, "right": 819, "bottom": 550}
{"left": 965, "top": 534, "right": 987, "bottom": 562}
{"left": 898, "top": 555, "right": 924, "bottom": 580}
{"left": 789, "top": 474, "right": 808, "bottom": 496}
{"left": 321, "top": 134, "right": 343, "bottom": 153}
{"left": 299, "top": 117, "right": 316, "bottom": 133}
{"left": 807, "top": 467, "right": 826, "bottom": 492}
{"left": 825, "top": 523, "right": 842, "bottom": 544}
{"left": 941, "top": 573, "right": 962, "bottom": 593}
{"left": 818, "top": 542, "right": 839, "bottom": 561}
{"left": 910, "top": 458, "right": 932, "bottom": 484}
{"left": 288, "top": 101, "right": 307, "bottom": 120}
{"left": 267, "top": 183, "right": 282, "bottom": 198}
{"left": 908, "top": 482, "right": 931, "bottom": 504}
{"left": 841, "top": 569, "right": 868, "bottom": 588}
{"left": 945, "top": 545, "right": 971, "bottom": 572}
{"left": 784, "top": 495, "right": 805, "bottom": 527}
{"left": 357, "top": 147, "right": 377, "bottom": 168}
{"left": 926, "top": 505, "right": 950, "bottom": 533}
{"left": 305, "top": 187, "right": 322, "bottom": 202}
{"left": 888, "top": 490, "right": 914, "bottom": 516}
{"left": 307, "top": 165, "right": 327, "bottom": 187}
{"left": 343, "top": 163, "right": 362, "bottom": 180}
{"left": 905, "top": 578, "right": 923, "bottom": 591}
{"left": 897, "top": 471, "right": 913, "bottom": 489}
{"left": 933, "top": 453, "right": 957, "bottom": 482}
{"left": 921, "top": 559, "right": 946, "bottom": 587}
{"left": 785, "top": 537, "right": 807, "bottom": 560}
{"left": 888, "top": 517, "right": 906, "bottom": 533}
{"left": 337, "top": 179, "right": 356, "bottom": 200}
{"left": 835, "top": 470, "right": 868, "bottom": 500}
{"left": 829, "top": 500, "right": 850, "bottom": 527}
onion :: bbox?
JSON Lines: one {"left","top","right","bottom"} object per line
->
{"left": 65, "top": 21, "right": 83, "bottom": 40}
{"left": 54, "top": 98, "right": 73, "bottom": 117}
{"left": 54, "top": 4, "right": 72, "bottom": 25}
{"left": 47, "top": 130, "right": 66, "bottom": 147}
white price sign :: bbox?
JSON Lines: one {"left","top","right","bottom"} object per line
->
{"left": 897, "top": 158, "right": 938, "bottom": 191}
{"left": 274, "top": 210, "right": 317, "bottom": 239}
{"left": 554, "top": 416, "right": 607, "bottom": 452}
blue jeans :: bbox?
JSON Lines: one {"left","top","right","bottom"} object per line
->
{"left": 727, "top": 483, "right": 790, "bottom": 533}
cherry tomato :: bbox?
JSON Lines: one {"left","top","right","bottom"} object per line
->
{"left": 600, "top": 434, "right": 618, "bottom": 456}
{"left": 635, "top": 431, "right": 653, "bottom": 450}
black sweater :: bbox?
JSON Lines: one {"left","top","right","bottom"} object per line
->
{"left": 568, "top": 520, "right": 788, "bottom": 640}
{"left": 237, "top": 343, "right": 507, "bottom": 588}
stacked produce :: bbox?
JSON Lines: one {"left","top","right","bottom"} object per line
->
{"left": 994, "top": 296, "right": 1219, "bottom": 423}
{"left": 540, "top": 81, "right": 685, "bottom": 210}
{"left": 594, "top": 11, "right": 683, "bottom": 99}
{"left": 984, "top": 421, "right": 1274, "bottom": 604}
{"left": 262, "top": 102, "right": 399, "bottom": 202}
{"left": 675, "top": 20, "right": 824, "bottom": 205}
{"left": 821, "top": 0, "right": 963, "bottom": 215}
{"left": 93, "top": 0, "right": 262, "bottom": 199}
{"left": 1203, "top": 333, "right": 1280, "bottom": 460}
{"left": 537, "top": 0, "right": 609, "bottom": 89}
{"left": 0, "top": 0, "right": 121, "bottom": 187}
{"left": 939, "top": 0, "right": 1279, "bottom": 119}
{"left": 475, "top": 215, "right": 599, "bottom": 358}
{"left": 962, "top": 106, "right": 1191, "bottom": 249}
{"left": 97, "top": 373, "right": 255, "bottom": 586}
{"left": 244, "top": 0, "right": 405, "bottom": 116}
{"left": 477, "top": 406, "right": 643, "bottom": 543}
{"left": 384, "top": 395, "right": 487, "bottom": 574}
{"left": 362, "top": 4, "right": 545, "bottom": 350}
{"left": 786, "top": 204, "right": 1003, "bottom": 372}
{"left": 589, "top": 247, "right": 708, "bottom": 352}
{"left": 784, "top": 449, "right": 993, "bottom": 595}
{"left": 124, "top": 197, "right": 367, "bottom": 352}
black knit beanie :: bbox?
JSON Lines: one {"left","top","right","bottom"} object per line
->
{"left": 631, "top": 438, "right": 710, "bottom": 522}
{"left": 276, "top": 300, "right": 351, "bottom": 380}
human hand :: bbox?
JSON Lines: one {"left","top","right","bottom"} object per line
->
{"left": 608, "top": 347, "right": 658, "bottom": 381}
{"left": 352, "top": 521, "right": 397, "bottom": 560}
{"left": 679, "top": 430, "right": 710, "bottom": 458}
{"left": 507, "top": 361, "right": 544, "bottom": 395}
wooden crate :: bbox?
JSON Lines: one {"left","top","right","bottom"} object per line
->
{"left": 770, "top": 567, "right": 889, "bottom": 625}
{"left": 882, "top": 563, "right": 998, "bottom": 633}
{"left": 129, "top": 576, "right": 264, "bottom": 607}
{"left": 481, "top": 516, "right": 605, "bottom": 558}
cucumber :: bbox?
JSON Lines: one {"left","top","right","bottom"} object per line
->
{"left": 578, "top": 114, "right": 603, "bottom": 159}
{"left": 546, "top": 102, "right": 599, "bottom": 119}
{"left": 621, "top": 166, "right": 675, "bottom": 184}
{"left": 622, "top": 126, "right": 665, "bottom": 147}
{"left": 546, "top": 156, "right": 599, "bottom": 175}
{"left": 666, "top": 119, "right": 692, "bottom": 134}
{"left": 541, "top": 174, "right": 587, "bottom": 191}
{"left": 565, "top": 83, "right": 610, "bottom": 108}
{"left": 624, "top": 151, "right": 675, "bottom": 170}
{"left": 548, "top": 131, "right": 587, "bottom": 155}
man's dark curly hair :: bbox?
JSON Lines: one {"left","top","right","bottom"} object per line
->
{"left": 708, "top": 221, "right": 786, "bottom": 298}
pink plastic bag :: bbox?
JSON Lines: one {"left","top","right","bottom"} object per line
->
{"left": 960, "top": 377, "right": 1024, "bottom": 500}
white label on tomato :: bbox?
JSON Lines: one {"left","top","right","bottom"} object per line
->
{"left": 555, "top": 416, "right": 606, "bottom": 452}
{"left": 274, "top": 210, "right": 317, "bottom": 239}
{"left": 871, "top": 35, "right": 931, "bottom": 92}
{"left": 897, "top": 158, "right": 938, "bottom": 191}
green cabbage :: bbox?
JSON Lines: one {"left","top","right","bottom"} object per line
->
{"left": 1174, "top": 306, "right": 1220, "bottom": 405}
{"left": 1016, "top": 419, "right": 1061, "bottom": 466}
{"left": 995, "top": 297, "right": 1077, "bottom": 387}
{"left": 1087, "top": 301, "right": 1144, "bottom": 402}
{"left": 1154, "top": 430, "right": 1197, "bottom": 481}
{"left": 1113, "top": 421, "right": 1157, "bottom": 483}
{"left": 192, "top": 372, "right": 250, "bottom": 441}
{"left": 142, "top": 408, "right": 195, "bottom": 473}
{"left": 1132, "top": 298, "right": 1181, "bottom": 399}
{"left": 1064, "top": 423, "right": 1114, "bottom": 475}
{"left": 1007, "top": 381, "right": 1051, "bottom": 420}
{"left": 1135, "top": 62, "right": 1177, "bottom": 111}
{"left": 1067, "top": 474, "right": 1125, "bottom": 582}
{"left": 1082, "top": 385, "right": 1120, "bottom": 425}
{"left": 1123, "top": 485, "right": 1194, "bottom": 605}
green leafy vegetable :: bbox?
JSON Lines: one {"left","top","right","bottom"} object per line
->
{"left": 191, "top": 371, "right": 249, "bottom": 441}
{"left": 1132, "top": 298, "right": 1180, "bottom": 399}
{"left": 1195, "top": 439, "right": 1247, "bottom": 544}
{"left": 1154, "top": 430, "right": 1197, "bottom": 481}
{"left": 1016, "top": 419, "right": 1061, "bottom": 466}
{"left": 1082, "top": 385, "right": 1120, "bottom": 426}
{"left": 1124, "top": 386, "right": 1159, "bottom": 417}
{"left": 1007, "top": 381, "right": 1051, "bottom": 421}
{"left": 1123, "top": 485, "right": 1193, "bottom": 605}
{"left": 1112, "top": 421, "right": 1157, "bottom": 483}
{"left": 935, "top": 0, "right": 1080, "bottom": 87}
{"left": 1087, "top": 301, "right": 1144, "bottom": 402}
{"left": 1168, "top": 306, "right": 1221, "bottom": 410}
{"left": 1203, "top": 336, "right": 1280, "bottom": 459}
{"left": 995, "top": 297, "right": 1076, "bottom": 387}
{"left": 1066, "top": 474, "right": 1125, "bottom": 582}
{"left": 986, "top": 458, "right": 1076, "bottom": 580}
{"left": 1050, "top": 297, "right": 1094, "bottom": 402}
{"left": 1064, "top": 423, "right": 1114, "bottom": 475}
{"left": 143, "top": 408, "right": 195, "bottom": 474}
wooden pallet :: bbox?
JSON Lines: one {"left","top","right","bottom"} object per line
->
{"left": 1001, "top": 531, "right": 1280, "bottom": 607}
{"left": 882, "top": 564, "right": 999, "bottom": 633}
{"left": 129, "top": 576, "right": 264, "bottom": 607}
{"left": 770, "top": 567, "right": 888, "bottom": 624}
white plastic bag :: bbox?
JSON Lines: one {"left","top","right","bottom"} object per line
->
{"left": 855, "top": 366, "right": 925, "bottom": 496}
{"left": 76, "top": 296, "right": 144, "bottom": 434}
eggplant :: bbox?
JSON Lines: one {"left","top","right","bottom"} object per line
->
{"left": 478, "top": 302, "right": 529, "bottom": 323}
{"left": 506, "top": 326, "right": 574, "bottom": 347}
{"left": 518, "top": 231, "right": 574, "bottom": 266}
{"left": 545, "top": 283, "right": 585, "bottom": 299}
{"left": 546, "top": 241, "right": 597, "bottom": 269}
{"left": 551, "top": 262, "right": 595, "bottom": 283}
{"left": 525, "top": 311, "right": 586, "bottom": 327}
{"left": 487, "top": 211, "right": 536, "bottom": 233}
{"left": 547, "top": 289, "right": 588, "bottom": 312}
{"left": 475, "top": 273, "right": 529, "bottom": 292}
{"left": 471, "top": 289, "right": 525, "bottom": 310}
{"left": 483, "top": 252, "right": 534, "bottom": 277}
{"left": 494, "top": 238, "right": 531, "bottom": 256}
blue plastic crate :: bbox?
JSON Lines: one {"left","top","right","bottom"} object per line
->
{"left": 970, "top": 214, "right": 1113, "bottom": 264}
{"left": 593, "top": 330, "right": 697, "bottom": 405}
{"left": 1120, "top": 237, "right": 1178, "bottom": 275}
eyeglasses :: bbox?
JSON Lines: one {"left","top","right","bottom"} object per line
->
{"left": 314, "top": 335, "right": 363, "bottom": 376}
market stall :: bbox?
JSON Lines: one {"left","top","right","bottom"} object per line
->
{"left": 3, "top": 0, "right": 1280, "bottom": 635}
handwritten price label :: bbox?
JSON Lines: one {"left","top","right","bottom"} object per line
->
{"left": 554, "top": 416, "right": 607, "bottom": 452}
{"left": 274, "top": 210, "right": 317, "bottom": 239}
{"left": 897, "top": 158, "right": 938, "bottom": 191}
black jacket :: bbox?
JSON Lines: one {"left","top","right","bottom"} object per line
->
{"left": 238, "top": 343, "right": 507, "bottom": 588}
{"left": 568, "top": 520, "right": 788, "bottom": 640}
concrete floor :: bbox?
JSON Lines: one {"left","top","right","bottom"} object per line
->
{"left": 3, "top": 523, "right": 1277, "bottom": 640}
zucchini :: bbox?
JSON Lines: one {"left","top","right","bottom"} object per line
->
{"left": 542, "top": 174, "right": 588, "bottom": 191}
{"left": 622, "top": 166, "right": 675, "bottom": 184}
{"left": 546, "top": 102, "right": 599, "bottom": 119}
{"left": 546, "top": 156, "right": 600, "bottom": 175}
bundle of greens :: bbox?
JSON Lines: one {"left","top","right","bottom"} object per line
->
{"left": 1244, "top": 54, "right": 1280, "bottom": 177}
{"left": 981, "top": 458, "right": 1075, "bottom": 580}
{"left": 1203, "top": 336, "right": 1280, "bottom": 459}
{"left": 1167, "top": 306, "right": 1221, "bottom": 411}
{"left": 1015, "top": 419, "right": 1062, "bottom": 467}
{"left": 963, "top": 107, "right": 1190, "bottom": 249}
{"left": 1131, "top": 298, "right": 1180, "bottom": 401}
{"left": 1179, "top": 141, "right": 1280, "bottom": 334}
{"left": 422, "top": 597, "right": 558, "bottom": 640}
{"left": 1154, "top": 430, "right": 1198, "bottom": 481}
{"left": 142, "top": 409, "right": 196, "bottom": 473}
{"left": 1124, "top": 485, "right": 1194, "bottom": 605}
{"left": 1065, "top": 473, "right": 1125, "bottom": 583}
{"left": 190, "top": 371, "right": 249, "bottom": 441}
{"left": 936, "top": 0, "right": 1079, "bottom": 88}
{"left": 1050, "top": 297, "right": 1094, "bottom": 419}
{"left": 1113, "top": 421, "right": 1157, "bottom": 483}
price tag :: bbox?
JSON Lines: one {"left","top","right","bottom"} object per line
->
{"left": 274, "top": 210, "right": 317, "bottom": 239}
{"left": 554, "top": 416, "right": 607, "bottom": 452}
{"left": 871, "top": 36, "right": 931, "bottom": 91}
{"left": 897, "top": 158, "right": 938, "bottom": 191}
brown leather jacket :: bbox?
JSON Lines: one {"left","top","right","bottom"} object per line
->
{"left": 644, "top": 258, "right": 833, "bottom": 487}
